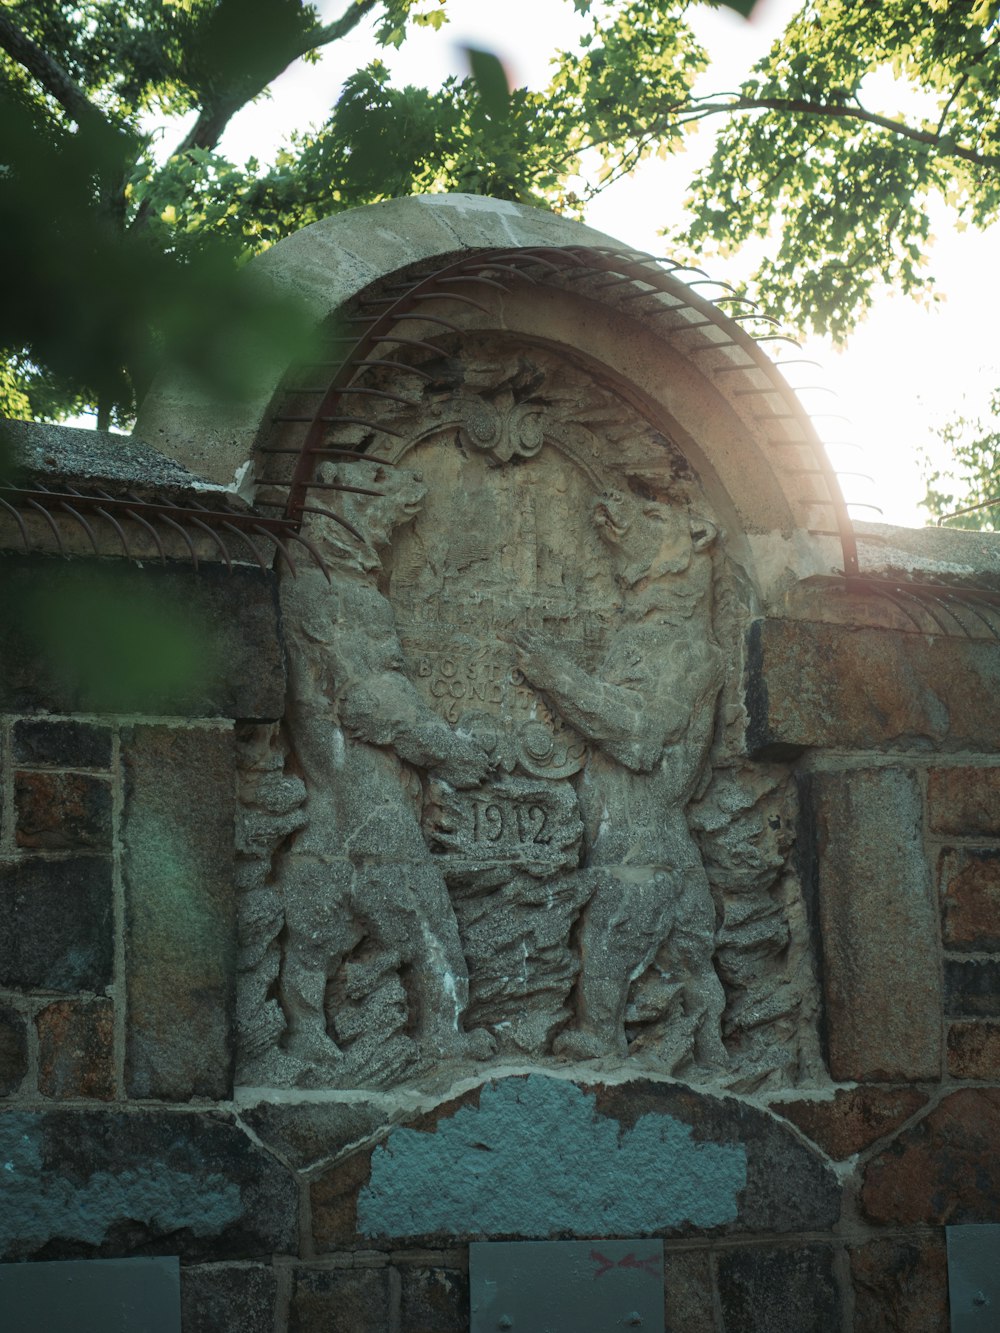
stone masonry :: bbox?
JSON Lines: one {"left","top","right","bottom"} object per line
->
{"left": 3, "top": 197, "right": 1000, "bottom": 1331}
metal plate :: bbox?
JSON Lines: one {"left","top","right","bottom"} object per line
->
{"left": 0, "top": 1257, "right": 180, "bottom": 1333}
{"left": 470, "top": 1239, "right": 665, "bottom": 1333}
{"left": 948, "top": 1225, "right": 1000, "bottom": 1331}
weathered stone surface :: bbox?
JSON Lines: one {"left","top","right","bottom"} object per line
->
{"left": 289, "top": 1268, "right": 393, "bottom": 1333}
{"left": 122, "top": 724, "right": 236, "bottom": 1100}
{"left": 746, "top": 617, "right": 1000, "bottom": 753}
{"left": 939, "top": 848, "right": 1000, "bottom": 949}
{"left": 945, "top": 959, "right": 1000, "bottom": 1018}
{"left": 689, "top": 766, "right": 822, "bottom": 1092}
{"left": 716, "top": 1245, "right": 841, "bottom": 1333}
{"left": 180, "top": 1263, "right": 278, "bottom": 1333}
{"left": 804, "top": 768, "right": 942, "bottom": 1081}
{"left": 927, "top": 767, "right": 1000, "bottom": 836}
{"left": 663, "top": 1249, "right": 717, "bottom": 1333}
{"left": 947, "top": 1021, "right": 1000, "bottom": 1078}
{"left": 312, "top": 1075, "right": 839, "bottom": 1249}
{"left": 0, "top": 856, "right": 113, "bottom": 991}
{"left": 0, "top": 1003, "right": 28, "bottom": 1095}
{"left": 14, "top": 771, "right": 112, "bottom": 849}
{"left": 861, "top": 1089, "right": 1000, "bottom": 1224}
{"left": 850, "top": 1237, "right": 949, "bottom": 1333}
{"left": 0, "top": 1108, "right": 297, "bottom": 1260}
{"left": 0, "top": 555, "right": 284, "bottom": 719}
{"left": 772, "top": 1086, "right": 927, "bottom": 1160}
{"left": 238, "top": 1099, "right": 396, "bottom": 1171}
{"left": 36, "top": 999, "right": 114, "bottom": 1100}
{"left": 11, "top": 719, "right": 112, "bottom": 769}
{"left": 249, "top": 351, "right": 791, "bottom": 1091}
{"left": 399, "top": 1264, "right": 468, "bottom": 1333}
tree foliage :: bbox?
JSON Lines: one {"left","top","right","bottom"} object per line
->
{"left": 679, "top": 0, "right": 1000, "bottom": 341}
{"left": 921, "top": 388, "right": 1000, "bottom": 531}
{"left": 1, "top": 0, "right": 998, "bottom": 435}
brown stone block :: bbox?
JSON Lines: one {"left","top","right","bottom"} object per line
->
{"left": 14, "top": 771, "right": 113, "bottom": 850}
{"left": 715, "top": 1244, "right": 841, "bottom": 1332}
{"left": 940, "top": 848, "right": 1000, "bottom": 949}
{"left": 746, "top": 618, "right": 1000, "bottom": 755}
{"left": 399, "top": 1265, "right": 468, "bottom": 1333}
{"left": 122, "top": 724, "right": 236, "bottom": 1101}
{"left": 947, "top": 1021, "right": 1000, "bottom": 1078}
{"left": 805, "top": 769, "right": 942, "bottom": 1081}
{"left": 11, "top": 719, "right": 112, "bottom": 769}
{"left": 36, "top": 998, "right": 114, "bottom": 1100}
{"left": 180, "top": 1264, "right": 277, "bottom": 1333}
{"left": 773, "top": 1086, "right": 927, "bottom": 1160}
{"left": 0, "top": 1003, "right": 28, "bottom": 1096}
{"left": 0, "top": 856, "right": 113, "bottom": 992}
{"left": 945, "top": 958, "right": 1000, "bottom": 1018}
{"left": 850, "top": 1237, "right": 948, "bottom": 1333}
{"left": 928, "top": 768, "right": 1000, "bottom": 837}
{"left": 290, "top": 1269, "right": 393, "bottom": 1333}
{"left": 664, "top": 1249, "right": 717, "bottom": 1333}
{"left": 861, "top": 1089, "right": 1000, "bottom": 1224}
{"left": 311, "top": 1151, "right": 376, "bottom": 1251}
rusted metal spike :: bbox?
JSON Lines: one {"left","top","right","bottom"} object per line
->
{"left": 93, "top": 505, "right": 134, "bottom": 561}
{"left": 411, "top": 291, "right": 493, "bottom": 315}
{"left": 0, "top": 494, "right": 31, "bottom": 551}
{"left": 940, "top": 590, "right": 996, "bottom": 638}
{"left": 283, "top": 527, "right": 331, "bottom": 582}
{"left": 260, "top": 449, "right": 394, "bottom": 464}
{"left": 185, "top": 515, "right": 233, "bottom": 571}
{"left": 24, "top": 498, "right": 67, "bottom": 554}
{"left": 158, "top": 513, "right": 200, "bottom": 571}
{"left": 391, "top": 312, "right": 463, "bottom": 332}
{"left": 253, "top": 523, "right": 297, "bottom": 577}
{"left": 120, "top": 506, "right": 166, "bottom": 564}
{"left": 709, "top": 362, "right": 759, "bottom": 375}
{"left": 314, "top": 483, "right": 385, "bottom": 498}
{"left": 475, "top": 263, "right": 539, "bottom": 284}
{"left": 332, "top": 387, "right": 414, "bottom": 406}
{"left": 438, "top": 274, "right": 510, "bottom": 293}
{"left": 875, "top": 588, "right": 929, "bottom": 634}
{"left": 916, "top": 592, "right": 964, "bottom": 637}
{"left": 219, "top": 521, "right": 268, "bottom": 573}
{"left": 341, "top": 358, "right": 434, "bottom": 380}
{"left": 58, "top": 502, "right": 100, "bottom": 555}
{"left": 304, "top": 505, "right": 366, "bottom": 543}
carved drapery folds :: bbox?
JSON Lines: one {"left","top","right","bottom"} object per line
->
{"left": 237, "top": 339, "right": 820, "bottom": 1092}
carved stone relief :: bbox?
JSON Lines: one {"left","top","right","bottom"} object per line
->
{"left": 237, "top": 338, "right": 821, "bottom": 1090}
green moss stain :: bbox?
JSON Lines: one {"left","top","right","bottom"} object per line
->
{"left": 358, "top": 1076, "right": 747, "bottom": 1238}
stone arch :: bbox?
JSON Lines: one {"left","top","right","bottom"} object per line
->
{"left": 135, "top": 194, "right": 854, "bottom": 601}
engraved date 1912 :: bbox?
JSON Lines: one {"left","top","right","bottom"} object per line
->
{"left": 472, "top": 797, "right": 550, "bottom": 845}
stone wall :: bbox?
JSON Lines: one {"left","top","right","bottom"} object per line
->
{"left": 2, "top": 535, "right": 998, "bottom": 1331}
{"left": 4, "top": 197, "right": 1000, "bottom": 1332}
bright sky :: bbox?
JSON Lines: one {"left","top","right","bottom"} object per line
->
{"left": 165, "top": 0, "right": 1000, "bottom": 528}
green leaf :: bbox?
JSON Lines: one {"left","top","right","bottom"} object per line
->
{"left": 463, "top": 46, "right": 511, "bottom": 121}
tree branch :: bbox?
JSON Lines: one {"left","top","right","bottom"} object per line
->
{"left": 0, "top": 9, "right": 108, "bottom": 131}
{"left": 166, "top": 0, "right": 385, "bottom": 160}
{"left": 687, "top": 93, "right": 1000, "bottom": 170}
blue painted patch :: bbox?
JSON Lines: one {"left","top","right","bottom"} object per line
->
{"left": 357, "top": 1076, "right": 747, "bottom": 1238}
{"left": 0, "top": 1117, "right": 243, "bottom": 1254}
